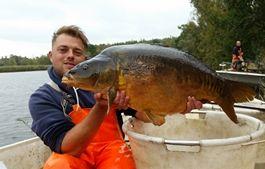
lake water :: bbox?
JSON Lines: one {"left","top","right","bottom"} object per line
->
{"left": 0, "top": 70, "right": 49, "bottom": 147}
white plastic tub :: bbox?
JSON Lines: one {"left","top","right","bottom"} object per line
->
{"left": 123, "top": 111, "right": 265, "bottom": 169}
{"left": 202, "top": 101, "right": 265, "bottom": 164}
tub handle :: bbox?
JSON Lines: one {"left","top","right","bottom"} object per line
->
{"left": 241, "top": 139, "right": 265, "bottom": 146}
{"left": 165, "top": 144, "right": 201, "bottom": 153}
{"left": 165, "top": 140, "right": 201, "bottom": 153}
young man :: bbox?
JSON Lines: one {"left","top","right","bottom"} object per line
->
{"left": 29, "top": 25, "right": 202, "bottom": 169}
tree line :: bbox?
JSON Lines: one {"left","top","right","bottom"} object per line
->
{"left": 0, "top": 55, "right": 51, "bottom": 72}
{"left": 1, "top": 0, "right": 264, "bottom": 72}
{"left": 0, "top": 55, "right": 51, "bottom": 66}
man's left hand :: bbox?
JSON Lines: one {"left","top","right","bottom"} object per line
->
{"left": 182, "top": 96, "right": 203, "bottom": 114}
{"left": 113, "top": 91, "right": 130, "bottom": 110}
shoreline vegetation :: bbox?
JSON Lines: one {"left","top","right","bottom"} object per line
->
{"left": 0, "top": 65, "right": 50, "bottom": 73}
{"left": 0, "top": 55, "right": 51, "bottom": 73}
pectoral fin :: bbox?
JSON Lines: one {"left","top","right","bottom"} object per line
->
{"left": 107, "top": 86, "right": 117, "bottom": 114}
{"left": 145, "top": 111, "right": 166, "bottom": 126}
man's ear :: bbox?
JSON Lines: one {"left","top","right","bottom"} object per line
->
{"left": 48, "top": 51, "right": 53, "bottom": 63}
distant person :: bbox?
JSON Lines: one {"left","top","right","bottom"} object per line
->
{"left": 232, "top": 40, "right": 244, "bottom": 71}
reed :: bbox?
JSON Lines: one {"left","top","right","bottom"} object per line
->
{"left": 0, "top": 65, "right": 50, "bottom": 73}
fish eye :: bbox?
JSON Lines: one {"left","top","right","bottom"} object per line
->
{"left": 83, "top": 64, "right": 89, "bottom": 70}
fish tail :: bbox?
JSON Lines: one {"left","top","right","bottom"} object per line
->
{"left": 228, "top": 80, "right": 256, "bottom": 103}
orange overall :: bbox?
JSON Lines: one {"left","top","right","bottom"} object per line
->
{"left": 43, "top": 105, "right": 136, "bottom": 169}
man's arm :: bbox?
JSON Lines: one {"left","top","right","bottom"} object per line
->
{"left": 61, "top": 91, "right": 129, "bottom": 156}
{"left": 61, "top": 95, "right": 107, "bottom": 156}
{"left": 29, "top": 87, "right": 75, "bottom": 153}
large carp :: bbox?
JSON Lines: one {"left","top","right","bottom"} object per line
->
{"left": 62, "top": 44, "right": 255, "bottom": 125}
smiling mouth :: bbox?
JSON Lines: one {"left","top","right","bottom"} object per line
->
{"left": 64, "top": 62, "right": 75, "bottom": 67}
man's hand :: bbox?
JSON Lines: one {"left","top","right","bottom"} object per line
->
{"left": 94, "top": 93, "right": 108, "bottom": 111}
{"left": 94, "top": 91, "right": 130, "bottom": 110}
{"left": 182, "top": 96, "right": 203, "bottom": 114}
{"left": 113, "top": 91, "right": 130, "bottom": 110}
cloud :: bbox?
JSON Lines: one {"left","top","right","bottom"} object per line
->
{"left": 0, "top": 38, "right": 49, "bottom": 57}
{"left": 0, "top": 0, "right": 193, "bottom": 57}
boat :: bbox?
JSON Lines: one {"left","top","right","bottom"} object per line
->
{"left": 216, "top": 70, "right": 265, "bottom": 101}
{"left": 216, "top": 70, "right": 265, "bottom": 85}
{"left": 0, "top": 137, "right": 50, "bottom": 169}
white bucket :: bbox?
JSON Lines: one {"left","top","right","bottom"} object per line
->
{"left": 123, "top": 111, "right": 265, "bottom": 169}
{"left": 202, "top": 102, "right": 265, "bottom": 164}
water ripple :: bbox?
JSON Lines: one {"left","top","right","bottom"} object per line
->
{"left": 0, "top": 71, "right": 49, "bottom": 146}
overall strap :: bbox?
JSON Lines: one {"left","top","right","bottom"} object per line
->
{"left": 48, "top": 80, "right": 62, "bottom": 92}
{"left": 48, "top": 80, "right": 80, "bottom": 107}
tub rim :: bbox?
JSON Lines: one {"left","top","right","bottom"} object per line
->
{"left": 122, "top": 111, "right": 265, "bottom": 147}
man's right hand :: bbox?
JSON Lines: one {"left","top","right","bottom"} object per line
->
{"left": 94, "top": 91, "right": 130, "bottom": 111}
{"left": 94, "top": 93, "right": 108, "bottom": 111}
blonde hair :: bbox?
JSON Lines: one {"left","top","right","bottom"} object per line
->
{"left": 52, "top": 25, "right": 89, "bottom": 50}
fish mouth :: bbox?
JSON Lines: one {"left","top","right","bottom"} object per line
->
{"left": 62, "top": 73, "right": 76, "bottom": 86}
{"left": 62, "top": 75, "right": 97, "bottom": 91}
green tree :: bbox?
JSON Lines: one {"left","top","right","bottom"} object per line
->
{"left": 177, "top": 0, "right": 265, "bottom": 69}
{"left": 87, "top": 44, "right": 98, "bottom": 57}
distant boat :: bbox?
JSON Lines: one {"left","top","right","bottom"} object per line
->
{"left": 217, "top": 70, "right": 265, "bottom": 85}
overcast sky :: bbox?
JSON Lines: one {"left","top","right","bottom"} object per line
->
{"left": 0, "top": 0, "right": 194, "bottom": 57}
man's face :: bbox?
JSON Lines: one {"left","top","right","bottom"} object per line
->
{"left": 236, "top": 41, "right": 241, "bottom": 47}
{"left": 48, "top": 34, "right": 87, "bottom": 77}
